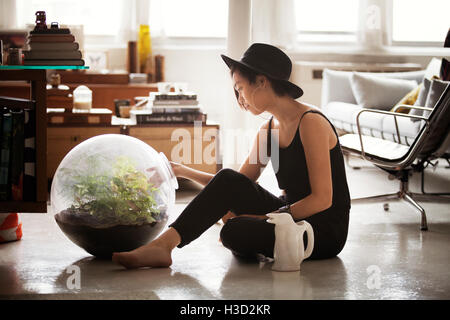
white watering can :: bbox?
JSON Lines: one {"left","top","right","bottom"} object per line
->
{"left": 266, "top": 212, "right": 314, "bottom": 272}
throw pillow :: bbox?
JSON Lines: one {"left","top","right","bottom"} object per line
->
{"left": 391, "top": 85, "right": 421, "bottom": 113}
{"left": 440, "top": 58, "right": 450, "bottom": 81}
{"left": 0, "top": 213, "right": 22, "bottom": 243}
{"left": 424, "top": 57, "right": 442, "bottom": 80}
{"left": 410, "top": 77, "right": 432, "bottom": 121}
{"left": 350, "top": 72, "right": 418, "bottom": 110}
{"left": 321, "top": 69, "right": 357, "bottom": 106}
{"left": 423, "top": 79, "right": 450, "bottom": 118}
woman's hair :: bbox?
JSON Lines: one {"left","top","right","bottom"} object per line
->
{"left": 230, "top": 63, "right": 290, "bottom": 98}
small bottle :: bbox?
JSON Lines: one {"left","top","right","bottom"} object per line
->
{"left": 7, "top": 48, "right": 22, "bottom": 65}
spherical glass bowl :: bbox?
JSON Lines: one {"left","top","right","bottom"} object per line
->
{"left": 51, "top": 134, "right": 178, "bottom": 258}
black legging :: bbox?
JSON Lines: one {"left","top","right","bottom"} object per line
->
{"left": 169, "top": 168, "right": 349, "bottom": 260}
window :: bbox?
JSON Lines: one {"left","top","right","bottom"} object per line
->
{"left": 14, "top": 0, "right": 228, "bottom": 47}
{"left": 149, "top": 0, "right": 228, "bottom": 38}
{"left": 294, "top": 0, "right": 359, "bottom": 42}
{"left": 392, "top": 0, "right": 450, "bottom": 45}
{"left": 16, "top": 0, "right": 123, "bottom": 36}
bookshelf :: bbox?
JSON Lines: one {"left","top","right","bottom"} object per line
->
{"left": 0, "top": 66, "right": 88, "bottom": 213}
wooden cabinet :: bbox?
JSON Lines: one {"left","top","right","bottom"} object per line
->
{"left": 0, "top": 69, "right": 47, "bottom": 213}
{"left": 129, "top": 124, "right": 220, "bottom": 174}
{"left": 47, "top": 126, "right": 121, "bottom": 178}
{"left": 47, "top": 122, "right": 221, "bottom": 179}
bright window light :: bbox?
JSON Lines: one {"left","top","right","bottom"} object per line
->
{"left": 150, "top": 0, "right": 228, "bottom": 38}
{"left": 393, "top": 0, "right": 450, "bottom": 42}
{"left": 16, "top": 0, "right": 122, "bottom": 35}
{"left": 294, "top": 0, "right": 359, "bottom": 33}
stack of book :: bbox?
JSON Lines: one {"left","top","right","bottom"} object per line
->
{"left": 132, "top": 92, "right": 206, "bottom": 124}
{"left": 0, "top": 108, "right": 36, "bottom": 201}
{"left": 23, "top": 27, "right": 84, "bottom": 66}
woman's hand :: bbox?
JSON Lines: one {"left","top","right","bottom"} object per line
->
{"left": 222, "top": 211, "right": 268, "bottom": 223}
{"left": 221, "top": 211, "right": 236, "bottom": 224}
{"left": 169, "top": 161, "right": 184, "bottom": 178}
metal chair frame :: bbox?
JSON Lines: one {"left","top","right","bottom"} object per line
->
{"left": 342, "top": 84, "right": 450, "bottom": 231}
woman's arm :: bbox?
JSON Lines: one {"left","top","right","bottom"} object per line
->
{"left": 289, "top": 113, "right": 335, "bottom": 220}
{"left": 171, "top": 162, "right": 214, "bottom": 187}
{"left": 222, "top": 120, "right": 271, "bottom": 223}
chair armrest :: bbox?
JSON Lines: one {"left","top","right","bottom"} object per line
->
{"left": 355, "top": 108, "right": 428, "bottom": 160}
{"left": 392, "top": 104, "right": 434, "bottom": 113}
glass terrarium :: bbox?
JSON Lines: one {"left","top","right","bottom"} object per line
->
{"left": 51, "top": 134, "right": 178, "bottom": 258}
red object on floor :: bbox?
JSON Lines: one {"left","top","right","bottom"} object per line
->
{"left": 0, "top": 213, "right": 22, "bottom": 243}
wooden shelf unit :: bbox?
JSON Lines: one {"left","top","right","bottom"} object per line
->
{"left": 0, "top": 69, "right": 47, "bottom": 213}
{"left": 0, "top": 81, "right": 159, "bottom": 112}
{"left": 46, "top": 122, "right": 221, "bottom": 179}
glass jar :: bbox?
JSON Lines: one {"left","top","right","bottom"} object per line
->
{"left": 73, "top": 85, "right": 92, "bottom": 111}
{"left": 51, "top": 134, "right": 178, "bottom": 258}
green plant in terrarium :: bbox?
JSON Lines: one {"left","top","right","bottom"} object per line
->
{"left": 60, "top": 155, "right": 162, "bottom": 226}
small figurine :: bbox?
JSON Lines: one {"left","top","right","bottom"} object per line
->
{"left": 34, "top": 11, "right": 47, "bottom": 30}
{"left": 266, "top": 212, "right": 314, "bottom": 272}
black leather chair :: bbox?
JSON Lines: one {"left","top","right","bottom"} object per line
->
{"left": 339, "top": 83, "right": 450, "bottom": 230}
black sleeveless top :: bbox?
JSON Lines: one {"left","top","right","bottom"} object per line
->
{"left": 268, "top": 110, "right": 351, "bottom": 211}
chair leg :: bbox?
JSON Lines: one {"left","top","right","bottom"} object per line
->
{"left": 410, "top": 193, "right": 450, "bottom": 203}
{"left": 402, "top": 193, "right": 428, "bottom": 231}
{"left": 351, "top": 178, "right": 431, "bottom": 230}
{"left": 351, "top": 193, "right": 400, "bottom": 203}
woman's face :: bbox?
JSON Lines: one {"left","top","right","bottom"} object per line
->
{"left": 232, "top": 70, "right": 265, "bottom": 115}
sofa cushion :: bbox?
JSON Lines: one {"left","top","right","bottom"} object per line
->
{"left": 323, "top": 101, "right": 386, "bottom": 138}
{"left": 350, "top": 72, "right": 418, "bottom": 110}
{"left": 321, "top": 69, "right": 357, "bottom": 106}
{"left": 323, "top": 101, "right": 422, "bottom": 146}
{"left": 339, "top": 134, "right": 410, "bottom": 161}
{"left": 321, "top": 69, "right": 425, "bottom": 107}
{"left": 382, "top": 115, "right": 424, "bottom": 145}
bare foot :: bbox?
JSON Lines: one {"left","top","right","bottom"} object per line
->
{"left": 112, "top": 242, "right": 172, "bottom": 269}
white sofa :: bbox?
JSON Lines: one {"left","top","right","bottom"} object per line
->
{"left": 321, "top": 68, "right": 427, "bottom": 146}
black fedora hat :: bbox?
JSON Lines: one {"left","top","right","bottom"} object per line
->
{"left": 221, "top": 43, "right": 303, "bottom": 99}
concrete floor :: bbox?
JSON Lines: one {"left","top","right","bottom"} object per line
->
{"left": 1, "top": 158, "right": 449, "bottom": 300}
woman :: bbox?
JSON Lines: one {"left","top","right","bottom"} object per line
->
{"left": 112, "top": 43, "right": 350, "bottom": 268}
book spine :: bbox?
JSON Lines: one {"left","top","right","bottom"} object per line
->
{"left": 152, "top": 100, "right": 199, "bottom": 106}
{"left": 29, "top": 42, "right": 79, "bottom": 51}
{"left": 136, "top": 113, "right": 206, "bottom": 124}
{"left": 23, "top": 59, "right": 85, "bottom": 66}
{"left": 9, "top": 110, "right": 25, "bottom": 201}
{"left": 151, "top": 107, "right": 201, "bottom": 113}
{"left": 23, "top": 109, "right": 36, "bottom": 201}
{"left": 24, "top": 50, "right": 82, "bottom": 60}
{"left": 28, "top": 34, "right": 75, "bottom": 42}
{"left": 30, "top": 28, "right": 71, "bottom": 34}
{"left": 0, "top": 113, "right": 12, "bottom": 201}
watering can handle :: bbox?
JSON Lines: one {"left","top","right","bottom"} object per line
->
{"left": 303, "top": 221, "right": 314, "bottom": 259}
